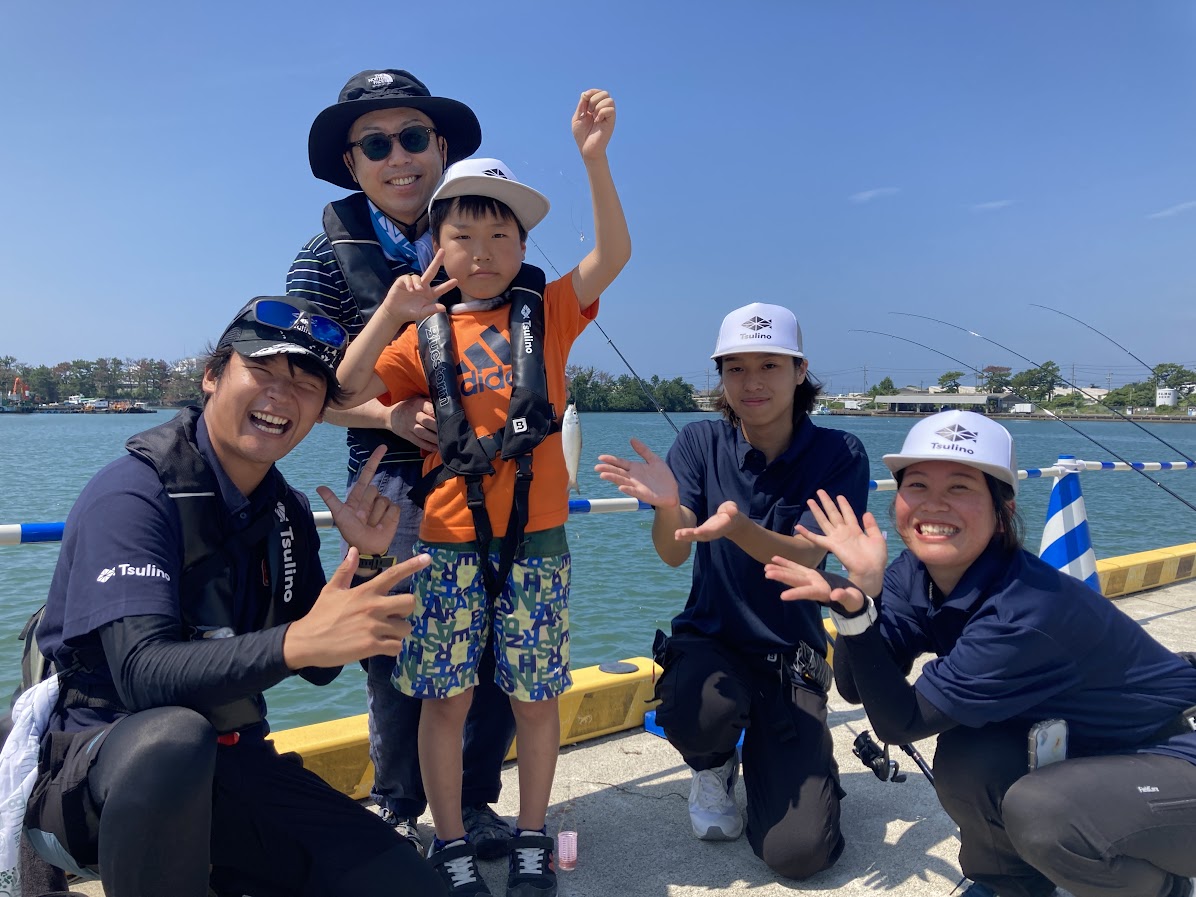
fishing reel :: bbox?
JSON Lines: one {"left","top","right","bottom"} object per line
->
{"left": 853, "top": 730, "right": 936, "bottom": 785}
{"left": 853, "top": 731, "right": 907, "bottom": 782}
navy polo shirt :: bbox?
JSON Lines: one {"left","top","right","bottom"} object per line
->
{"left": 38, "top": 414, "right": 325, "bottom": 732}
{"left": 881, "top": 542, "right": 1196, "bottom": 765}
{"left": 667, "top": 416, "right": 870, "bottom": 655}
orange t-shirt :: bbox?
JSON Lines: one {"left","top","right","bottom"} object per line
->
{"left": 375, "top": 275, "right": 597, "bottom": 543}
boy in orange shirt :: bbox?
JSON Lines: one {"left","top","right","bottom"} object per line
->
{"left": 336, "top": 89, "right": 629, "bottom": 897}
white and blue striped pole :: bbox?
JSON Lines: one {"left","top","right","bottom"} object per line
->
{"left": 1038, "top": 455, "right": 1101, "bottom": 593}
{"left": 0, "top": 498, "right": 655, "bottom": 546}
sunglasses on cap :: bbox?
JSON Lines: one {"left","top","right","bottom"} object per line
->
{"left": 346, "top": 126, "right": 438, "bottom": 162}
{"left": 251, "top": 300, "right": 348, "bottom": 350}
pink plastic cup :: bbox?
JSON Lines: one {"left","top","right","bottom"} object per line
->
{"left": 557, "top": 830, "right": 578, "bottom": 871}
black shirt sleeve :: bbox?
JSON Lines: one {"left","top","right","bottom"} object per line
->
{"left": 99, "top": 614, "right": 296, "bottom": 714}
{"left": 836, "top": 623, "right": 959, "bottom": 744}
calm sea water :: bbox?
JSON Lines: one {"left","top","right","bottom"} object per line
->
{"left": 2, "top": 410, "right": 1195, "bottom": 729}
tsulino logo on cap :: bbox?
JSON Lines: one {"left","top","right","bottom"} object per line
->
{"left": 935, "top": 424, "right": 978, "bottom": 443}
{"left": 483, "top": 167, "right": 510, "bottom": 179}
{"left": 742, "top": 316, "right": 771, "bottom": 332}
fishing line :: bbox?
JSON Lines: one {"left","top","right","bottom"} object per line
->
{"left": 528, "top": 233, "right": 680, "bottom": 434}
{"left": 853, "top": 328, "right": 1196, "bottom": 516}
{"left": 1030, "top": 304, "right": 1158, "bottom": 380}
{"left": 891, "top": 312, "right": 1196, "bottom": 466}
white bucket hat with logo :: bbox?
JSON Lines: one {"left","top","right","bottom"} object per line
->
{"left": 882, "top": 410, "right": 1019, "bottom": 494}
{"left": 711, "top": 302, "right": 805, "bottom": 360}
{"left": 429, "top": 157, "right": 550, "bottom": 232}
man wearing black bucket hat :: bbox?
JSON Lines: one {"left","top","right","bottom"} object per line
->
{"left": 287, "top": 68, "right": 517, "bottom": 858}
{"left": 22, "top": 295, "right": 449, "bottom": 896}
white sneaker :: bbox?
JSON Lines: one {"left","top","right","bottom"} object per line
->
{"left": 688, "top": 754, "right": 743, "bottom": 840}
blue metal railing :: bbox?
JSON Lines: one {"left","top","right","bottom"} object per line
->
{"left": 2, "top": 459, "right": 1193, "bottom": 547}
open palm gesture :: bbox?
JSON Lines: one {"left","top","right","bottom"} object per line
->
{"left": 595, "top": 437, "right": 678, "bottom": 508}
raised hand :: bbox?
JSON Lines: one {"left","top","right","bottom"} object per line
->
{"left": 572, "top": 89, "right": 616, "bottom": 160}
{"left": 795, "top": 489, "right": 888, "bottom": 598}
{"left": 316, "top": 445, "right": 399, "bottom": 555}
{"left": 764, "top": 556, "right": 866, "bottom": 614}
{"left": 381, "top": 248, "right": 457, "bottom": 323}
{"left": 282, "top": 548, "right": 431, "bottom": 669}
{"left": 595, "top": 437, "right": 678, "bottom": 508}
{"left": 674, "top": 500, "right": 745, "bottom": 543}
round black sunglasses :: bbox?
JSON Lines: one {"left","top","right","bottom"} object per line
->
{"left": 347, "top": 126, "right": 438, "bottom": 162}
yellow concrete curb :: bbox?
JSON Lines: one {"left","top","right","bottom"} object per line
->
{"left": 268, "top": 656, "right": 661, "bottom": 800}
{"left": 1097, "top": 542, "right": 1196, "bottom": 598}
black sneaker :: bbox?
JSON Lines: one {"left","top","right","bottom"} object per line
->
{"left": 506, "top": 832, "right": 557, "bottom": 897}
{"left": 463, "top": 803, "right": 513, "bottom": 859}
{"left": 427, "top": 839, "right": 492, "bottom": 895}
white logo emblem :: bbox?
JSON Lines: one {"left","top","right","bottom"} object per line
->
{"left": 250, "top": 343, "right": 307, "bottom": 357}
{"left": 520, "top": 304, "right": 532, "bottom": 319}
{"left": 367, "top": 73, "right": 394, "bottom": 88}
{"left": 98, "top": 564, "right": 171, "bottom": 582}
{"left": 275, "top": 501, "right": 287, "bottom": 523}
{"left": 511, "top": 417, "right": 528, "bottom": 433}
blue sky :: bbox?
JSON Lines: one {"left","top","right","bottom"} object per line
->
{"left": 3, "top": 1, "right": 1195, "bottom": 393}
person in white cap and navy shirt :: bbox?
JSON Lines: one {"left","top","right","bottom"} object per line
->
{"left": 286, "top": 68, "right": 517, "bottom": 859}
{"left": 597, "top": 303, "right": 869, "bottom": 879}
{"left": 766, "top": 410, "right": 1196, "bottom": 897}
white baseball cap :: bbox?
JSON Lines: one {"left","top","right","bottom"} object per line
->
{"left": 429, "top": 157, "right": 550, "bottom": 232}
{"left": 882, "top": 410, "right": 1019, "bottom": 494}
{"left": 711, "top": 303, "right": 805, "bottom": 360}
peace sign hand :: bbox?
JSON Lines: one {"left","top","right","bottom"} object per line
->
{"left": 315, "top": 445, "right": 400, "bottom": 556}
{"left": 381, "top": 248, "right": 457, "bottom": 324}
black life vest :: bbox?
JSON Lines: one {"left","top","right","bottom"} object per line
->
{"left": 322, "top": 192, "right": 422, "bottom": 465}
{"left": 123, "top": 407, "right": 315, "bottom": 733}
{"left": 410, "top": 264, "right": 560, "bottom": 599}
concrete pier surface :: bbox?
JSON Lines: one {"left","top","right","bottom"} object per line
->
{"left": 69, "top": 580, "right": 1196, "bottom": 896}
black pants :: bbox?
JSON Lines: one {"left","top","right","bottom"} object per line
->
{"left": 26, "top": 706, "right": 447, "bottom": 897}
{"left": 653, "top": 632, "right": 844, "bottom": 879}
{"left": 934, "top": 723, "right": 1196, "bottom": 897}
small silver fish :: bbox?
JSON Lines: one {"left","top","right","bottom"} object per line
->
{"left": 562, "top": 403, "right": 582, "bottom": 494}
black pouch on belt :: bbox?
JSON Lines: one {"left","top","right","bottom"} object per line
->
{"left": 786, "top": 642, "right": 833, "bottom": 696}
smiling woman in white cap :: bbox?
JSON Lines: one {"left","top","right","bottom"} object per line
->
{"left": 596, "top": 302, "right": 869, "bottom": 879}
{"left": 765, "top": 410, "right": 1196, "bottom": 897}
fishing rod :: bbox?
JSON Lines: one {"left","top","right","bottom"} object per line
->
{"left": 1030, "top": 303, "right": 1158, "bottom": 381}
{"left": 891, "top": 312, "right": 1196, "bottom": 467}
{"left": 528, "top": 234, "right": 680, "bottom": 434}
{"left": 852, "top": 328, "right": 1196, "bottom": 516}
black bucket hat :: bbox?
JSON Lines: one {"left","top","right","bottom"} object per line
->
{"left": 308, "top": 69, "right": 482, "bottom": 191}
{"left": 216, "top": 296, "right": 347, "bottom": 380}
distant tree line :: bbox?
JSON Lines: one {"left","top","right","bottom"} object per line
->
{"left": 3, "top": 355, "right": 701, "bottom": 414}
{"left": 863, "top": 361, "right": 1196, "bottom": 411}
{"left": 1, "top": 354, "right": 203, "bottom": 406}
{"left": 567, "top": 365, "right": 697, "bottom": 412}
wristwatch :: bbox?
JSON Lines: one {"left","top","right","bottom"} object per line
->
{"left": 356, "top": 554, "right": 397, "bottom": 572}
